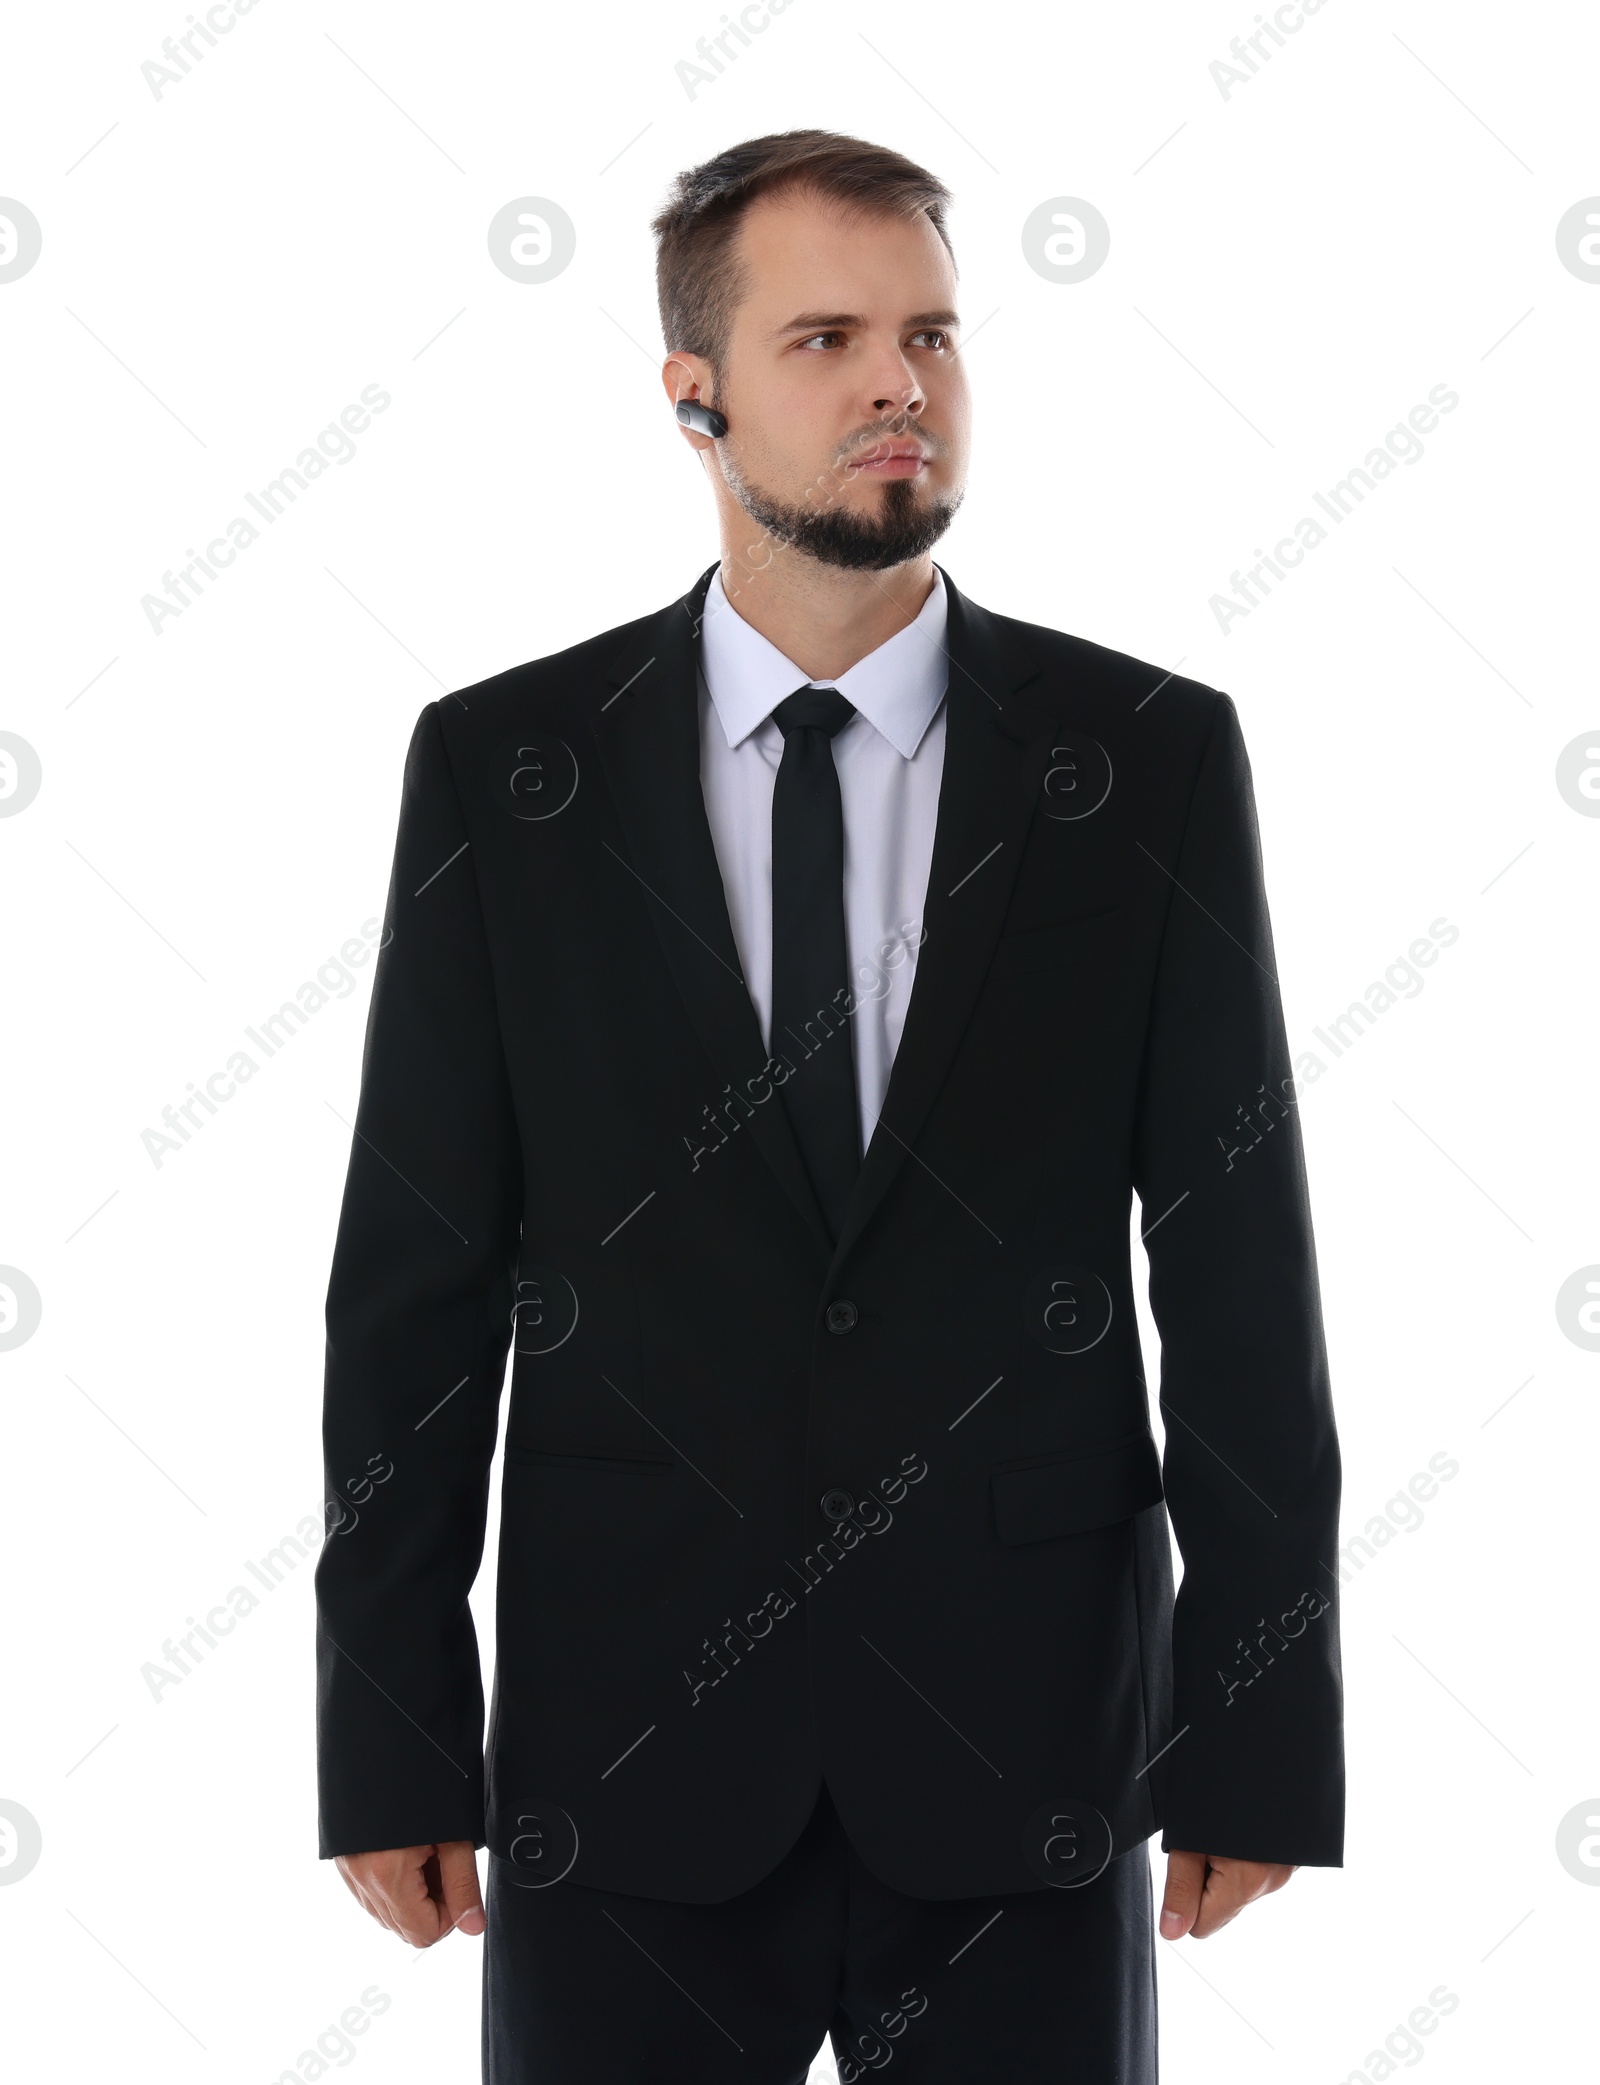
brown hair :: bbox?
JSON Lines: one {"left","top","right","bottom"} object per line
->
{"left": 651, "top": 129, "right": 954, "bottom": 379}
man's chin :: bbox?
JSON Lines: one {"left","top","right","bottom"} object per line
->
{"left": 732, "top": 478, "right": 963, "bottom": 573}
{"left": 802, "top": 523, "right": 955, "bottom": 573}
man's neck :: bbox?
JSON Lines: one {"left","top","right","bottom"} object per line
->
{"left": 714, "top": 540, "right": 936, "bottom": 683}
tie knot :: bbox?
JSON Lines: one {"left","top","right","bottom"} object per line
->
{"left": 773, "top": 684, "right": 856, "bottom": 740}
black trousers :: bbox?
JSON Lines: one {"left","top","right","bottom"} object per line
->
{"left": 482, "top": 1778, "right": 1157, "bottom": 2082}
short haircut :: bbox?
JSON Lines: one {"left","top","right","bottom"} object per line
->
{"left": 651, "top": 129, "right": 955, "bottom": 379}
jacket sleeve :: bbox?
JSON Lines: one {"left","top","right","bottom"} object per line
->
{"left": 1130, "top": 689, "right": 1344, "bottom": 1867}
{"left": 314, "top": 700, "right": 522, "bottom": 1859}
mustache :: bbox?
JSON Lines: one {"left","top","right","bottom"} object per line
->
{"left": 836, "top": 415, "right": 944, "bottom": 467}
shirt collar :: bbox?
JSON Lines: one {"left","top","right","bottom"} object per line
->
{"left": 699, "top": 562, "right": 949, "bottom": 760}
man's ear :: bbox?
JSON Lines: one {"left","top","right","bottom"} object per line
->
{"left": 662, "top": 352, "right": 719, "bottom": 438}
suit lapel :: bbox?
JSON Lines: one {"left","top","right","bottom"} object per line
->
{"left": 594, "top": 561, "right": 1055, "bottom": 1277}
{"left": 828, "top": 567, "right": 1051, "bottom": 1274}
{"left": 595, "top": 564, "right": 835, "bottom": 1263}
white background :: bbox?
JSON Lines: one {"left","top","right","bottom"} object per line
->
{"left": 2, "top": 0, "right": 1596, "bottom": 2077}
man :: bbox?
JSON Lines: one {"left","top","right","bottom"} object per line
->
{"left": 316, "top": 130, "right": 1343, "bottom": 2081}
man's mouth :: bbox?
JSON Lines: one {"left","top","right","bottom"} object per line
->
{"left": 848, "top": 439, "right": 930, "bottom": 479}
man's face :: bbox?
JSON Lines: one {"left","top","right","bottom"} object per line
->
{"left": 674, "top": 189, "right": 970, "bottom": 573}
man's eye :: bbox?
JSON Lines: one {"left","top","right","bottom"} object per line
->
{"left": 796, "top": 332, "right": 843, "bottom": 351}
{"left": 910, "top": 330, "right": 951, "bottom": 350}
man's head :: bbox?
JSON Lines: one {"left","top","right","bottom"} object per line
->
{"left": 653, "top": 131, "right": 969, "bottom": 575}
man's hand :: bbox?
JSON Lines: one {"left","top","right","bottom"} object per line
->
{"left": 335, "top": 1841, "right": 485, "bottom": 1947}
{"left": 1159, "top": 1851, "right": 1295, "bottom": 1940}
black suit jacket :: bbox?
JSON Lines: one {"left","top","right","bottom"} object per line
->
{"left": 314, "top": 560, "right": 1344, "bottom": 1901}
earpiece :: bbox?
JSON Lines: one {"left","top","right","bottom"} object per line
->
{"left": 675, "top": 400, "right": 728, "bottom": 439}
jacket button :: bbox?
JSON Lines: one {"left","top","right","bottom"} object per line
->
{"left": 820, "top": 1487, "right": 855, "bottom": 1522}
{"left": 825, "top": 1299, "right": 858, "bottom": 1333}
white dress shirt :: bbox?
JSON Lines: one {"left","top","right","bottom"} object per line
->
{"left": 697, "top": 562, "right": 949, "bottom": 1157}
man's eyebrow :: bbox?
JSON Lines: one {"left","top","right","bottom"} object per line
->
{"left": 766, "top": 308, "right": 961, "bottom": 338}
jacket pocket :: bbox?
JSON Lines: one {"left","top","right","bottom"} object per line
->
{"left": 991, "top": 1429, "right": 1163, "bottom": 1543}
{"left": 989, "top": 906, "right": 1122, "bottom": 979}
{"left": 503, "top": 1442, "right": 674, "bottom": 1473}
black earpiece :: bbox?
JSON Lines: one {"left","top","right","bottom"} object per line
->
{"left": 675, "top": 400, "right": 728, "bottom": 439}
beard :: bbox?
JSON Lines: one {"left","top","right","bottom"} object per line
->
{"left": 721, "top": 453, "right": 963, "bottom": 573}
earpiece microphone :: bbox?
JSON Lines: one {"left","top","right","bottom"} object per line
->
{"left": 675, "top": 400, "right": 728, "bottom": 439}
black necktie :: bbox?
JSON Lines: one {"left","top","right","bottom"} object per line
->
{"left": 770, "top": 685, "right": 861, "bottom": 1243}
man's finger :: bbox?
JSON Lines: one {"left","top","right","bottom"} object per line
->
{"left": 337, "top": 1846, "right": 451, "bottom": 1946}
{"left": 1189, "top": 1857, "right": 1296, "bottom": 1939}
{"left": 1159, "top": 1848, "right": 1207, "bottom": 1939}
{"left": 436, "top": 1840, "right": 486, "bottom": 1937}
{"left": 335, "top": 1852, "right": 406, "bottom": 1936}
{"left": 1159, "top": 1855, "right": 1300, "bottom": 1941}
{"left": 388, "top": 1848, "right": 458, "bottom": 1946}
{"left": 354, "top": 1877, "right": 403, "bottom": 1938}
